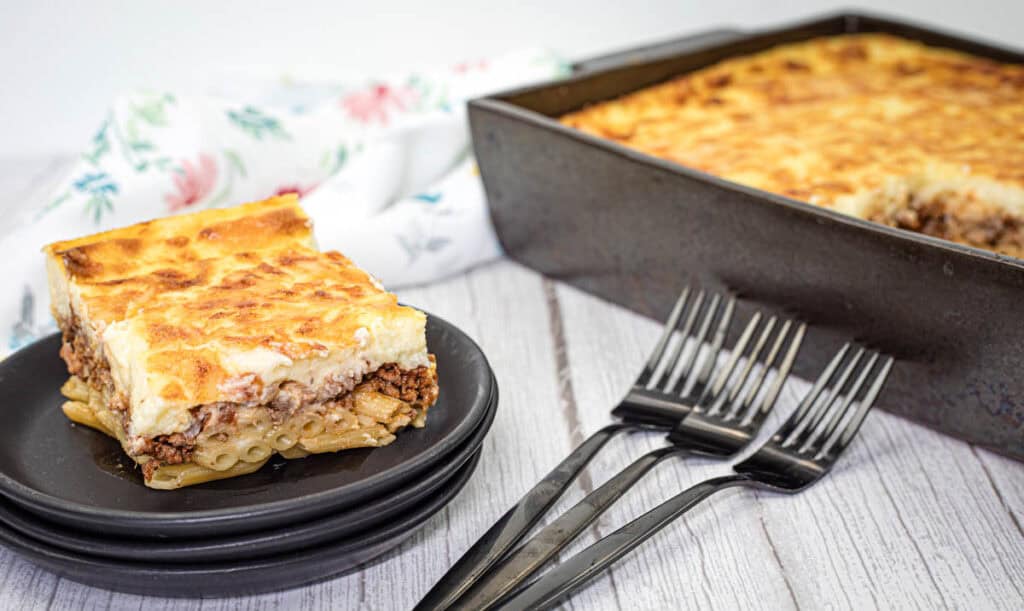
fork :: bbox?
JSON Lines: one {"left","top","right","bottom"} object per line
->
{"left": 414, "top": 287, "right": 737, "bottom": 610}
{"left": 451, "top": 311, "right": 805, "bottom": 610}
{"left": 500, "top": 344, "right": 895, "bottom": 611}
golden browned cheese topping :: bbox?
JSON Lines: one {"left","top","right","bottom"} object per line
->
{"left": 561, "top": 34, "right": 1024, "bottom": 257}
{"left": 111, "top": 247, "right": 412, "bottom": 404}
{"left": 44, "top": 195, "right": 314, "bottom": 290}
{"left": 46, "top": 195, "right": 319, "bottom": 330}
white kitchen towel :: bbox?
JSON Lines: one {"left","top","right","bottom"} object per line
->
{"left": 1, "top": 49, "right": 568, "bottom": 354}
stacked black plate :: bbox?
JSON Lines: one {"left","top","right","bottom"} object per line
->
{"left": 0, "top": 313, "right": 497, "bottom": 597}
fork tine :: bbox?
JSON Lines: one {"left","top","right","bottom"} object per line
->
{"left": 817, "top": 356, "right": 894, "bottom": 458}
{"left": 680, "top": 296, "right": 736, "bottom": 396}
{"left": 698, "top": 311, "right": 762, "bottom": 408}
{"left": 801, "top": 352, "right": 880, "bottom": 453}
{"left": 784, "top": 348, "right": 865, "bottom": 448}
{"left": 740, "top": 323, "right": 806, "bottom": 426}
{"left": 635, "top": 288, "right": 689, "bottom": 387}
{"left": 653, "top": 291, "right": 707, "bottom": 390}
{"left": 725, "top": 317, "right": 777, "bottom": 403}
{"left": 772, "top": 342, "right": 851, "bottom": 444}
{"left": 666, "top": 293, "right": 721, "bottom": 392}
{"left": 725, "top": 318, "right": 791, "bottom": 421}
{"left": 707, "top": 316, "right": 777, "bottom": 416}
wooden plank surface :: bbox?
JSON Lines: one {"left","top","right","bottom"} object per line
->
{"left": 0, "top": 156, "right": 1021, "bottom": 610}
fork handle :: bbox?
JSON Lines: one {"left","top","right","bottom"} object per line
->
{"left": 499, "top": 474, "right": 752, "bottom": 611}
{"left": 453, "top": 446, "right": 684, "bottom": 610}
{"left": 413, "top": 423, "right": 637, "bottom": 611}
{"left": 611, "top": 387, "right": 693, "bottom": 427}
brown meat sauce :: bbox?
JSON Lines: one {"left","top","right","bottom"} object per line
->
{"left": 60, "top": 324, "right": 438, "bottom": 472}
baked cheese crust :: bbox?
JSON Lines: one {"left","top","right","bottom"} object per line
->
{"left": 98, "top": 246, "right": 429, "bottom": 437}
{"left": 561, "top": 34, "right": 1024, "bottom": 257}
{"left": 44, "top": 196, "right": 438, "bottom": 489}
{"left": 45, "top": 195, "right": 315, "bottom": 291}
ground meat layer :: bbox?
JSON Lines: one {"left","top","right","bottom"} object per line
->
{"left": 868, "top": 191, "right": 1024, "bottom": 258}
{"left": 366, "top": 359, "right": 440, "bottom": 410}
{"left": 60, "top": 325, "right": 438, "bottom": 472}
{"left": 60, "top": 317, "right": 114, "bottom": 396}
{"left": 135, "top": 433, "right": 193, "bottom": 469}
{"left": 137, "top": 363, "right": 438, "bottom": 468}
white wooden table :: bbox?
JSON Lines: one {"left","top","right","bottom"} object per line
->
{"left": 0, "top": 158, "right": 1021, "bottom": 610}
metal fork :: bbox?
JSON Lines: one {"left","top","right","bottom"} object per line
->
{"left": 500, "top": 344, "right": 895, "bottom": 611}
{"left": 452, "top": 312, "right": 805, "bottom": 610}
{"left": 415, "top": 288, "right": 736, "bottom": 610}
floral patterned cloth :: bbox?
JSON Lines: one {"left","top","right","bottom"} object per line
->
{"left": 0, "top": 49, "right": 568, "bottom": 354}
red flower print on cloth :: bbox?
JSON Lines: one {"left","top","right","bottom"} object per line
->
{"left": 453, "top": 59, "right": 489, "bottom": 74}
{"left": 165, "top": 154, "right": 218, "bottom": 211}
{"left": 274, "top": 183, "right": 318, "bottom": 199}
{"left": 340, "top": 84, "right": 418, "bottom": 125}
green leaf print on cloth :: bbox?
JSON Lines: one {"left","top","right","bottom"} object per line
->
{"left": 226, "top": 106, "right": 291, "bottom": 140}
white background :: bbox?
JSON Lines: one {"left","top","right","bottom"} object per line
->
{"left": 1, "top": 0, "right": 1022, "bottom": 158}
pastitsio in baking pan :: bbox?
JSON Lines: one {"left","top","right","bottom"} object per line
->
{"left": 469, "top": 12, "right": 1024, "bottom": 460}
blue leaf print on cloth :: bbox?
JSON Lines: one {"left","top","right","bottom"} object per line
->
{"left": 74, "top": 173, "right": 118, "bottom": 194}
{"left": 83, "top": 118, "right": 112, "bottom": 165}
{"left": 73, "top": 173, "right": 120, "bottom": 223}
{"left": 397, "top": 231, "right": 451, "bottom": 263}
{"left": 412, "top": 192, "right": 443, "bottom": 204}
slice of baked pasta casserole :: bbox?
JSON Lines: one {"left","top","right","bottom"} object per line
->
{"left": 44, "top": 195, "right": 439, "bottom": 489}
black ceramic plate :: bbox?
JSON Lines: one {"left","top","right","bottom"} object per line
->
{"left": 0, "top": 375, "right": 496, "bottom": 563}
{"left": 0, "top": 449, "right": 481, "bottom": 598}
{"left": 0, "top": 312, "right": 493, "bottom": 538}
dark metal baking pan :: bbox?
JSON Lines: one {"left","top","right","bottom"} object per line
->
{"left": 469, "top": 12, "right": 1024, "bottom": 460}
